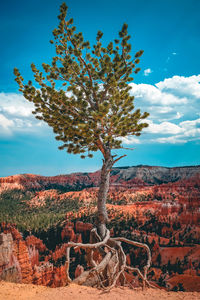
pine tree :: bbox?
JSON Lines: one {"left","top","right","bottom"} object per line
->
{"left": 14, "top": 2, "right": 149, "bottom": 239}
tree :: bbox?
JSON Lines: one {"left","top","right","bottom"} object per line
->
{"left": 14, "top": 2, "right": 151, "bottom": 289}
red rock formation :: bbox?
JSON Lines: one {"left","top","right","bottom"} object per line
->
{"left": 0, "top": 228, "right": 24, "bottom": 282}
{"left": 0, "top": 223, "right": 22, "bottom": 240}
{"left": 75, "top": 221, "right": 93, "bottom": 233}
{"left": 26, "top": 235, "right": 46, "bottom": 252}
{"left": 33, "top": 262, "right": 53, "bottom": 286}
{"left": 0, "top": 225, "right": 72, "bottom": 287}
{"left": 1, "top": 166, "right": 199, "bottom": 194}
{"left": 126, "top": 254, "right": 131, "bottom": 266}
{"left": 0, "top": 167, "right": 199, "bottom": 290}
{"left": 61, "top": 225, "right": 75, "bottom": 241}
{"left": 28, "top": 245, "right": 39, "bottom": 267}
{"left": 13, "top": 239, "right": 33, "bottom": 283}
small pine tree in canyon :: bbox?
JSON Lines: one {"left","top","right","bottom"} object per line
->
{"left": 14, "top": 2, "right": 151, "bottom": 289}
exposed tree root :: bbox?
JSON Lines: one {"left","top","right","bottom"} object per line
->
{"left": 65, "top": 228, "right": 152, "bottom": 290}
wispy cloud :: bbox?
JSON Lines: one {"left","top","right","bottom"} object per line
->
{"left": 121, "top": 136, "right": 141, "bottom": 145}
{"left": 166, "top": 52, "right": 178, "bottom": 63}
{"left": 144, "top": 68, "right": 152, "bottom": 76}
{"left": 154, "top": 136, "right": 187, "bottom": 144}
{"left": 0, "top": 114, "right": 14, "bottom": 136}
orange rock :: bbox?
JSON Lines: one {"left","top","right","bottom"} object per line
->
{"left": 61, "top": 225, "right": 76, "bottom": 241}
{"left": 26, "top": 235, "right": 46, "bottom": 252}
{"left": 13, "top": 240, "right": 33, "bottom": 283}
{"left": 126, "top": 254, "right": 131, "bottom": 266}
{"left": 75, "top": 221, "right": 93, "bottom": 233}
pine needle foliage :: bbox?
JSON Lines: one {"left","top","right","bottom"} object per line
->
{"left": 14, "top": 2, "right": 149, "bottom": 159}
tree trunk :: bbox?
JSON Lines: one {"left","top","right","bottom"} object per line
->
{"left": 97, "top": 152, "right": 113, "bottom": 239}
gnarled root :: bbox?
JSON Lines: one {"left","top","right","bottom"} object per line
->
{"left": 65, "top": 228, "right": 152, "bottom": 290}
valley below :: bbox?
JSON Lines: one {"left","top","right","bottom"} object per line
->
{"left": 0, "top": 165, "right": 200, "bottom": 295}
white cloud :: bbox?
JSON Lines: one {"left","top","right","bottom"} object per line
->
{"left": 127, "top": 75, "right": 200, "bottom": 145}
{"left": 0, "top": 92, "right": 46, "bottom": 136}
{"left": 179, "top": 118, "right": 200, "bottom": 138}
{"left": 156, "top": 75, "right": 200, "bottom": 99}
{"left": 3, "top": 105, "right": 32, "bottom": 117}
{"left": 145, "top": 120, "right": 183, "bottom": 135}
{"left": 180, "top": 118, "right": 200, "bottom": 130}
{"left": 0, "top": 114, "right": 14, "bottom": 135}
{"left": 155, "top": 136, "right": 187, "bottom": 144}
{"left": 144, "top": 68, "right": 152, "bottom": 76}
{"left": 121, "top": 136, "right": 141, "bottom": 145}
{"left": 0, "top": 93, "right": 34, "bottom": 117}
{"left": 174, "top": 112, "right": 183, "bottom": 120}
{"left": 146, "top": 106, "right": 179, "bottom": 122}
{"left": 14, "top": 118, "right": 33, "bottom": 128}
{"left": 156, "top": 107, "right": 173, "bottom": 114}
{"left": 146, "top": 118, "right": 200, "bottom": 144}
{"left": 130, "top": 82, "right": 188, "bottom": 105}
{"left": 0, "top": 114, "right": 14, "bottom": 128}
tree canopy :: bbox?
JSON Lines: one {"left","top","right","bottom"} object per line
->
{"left": 14, "top": 2, "right": 149, "bottom": 160}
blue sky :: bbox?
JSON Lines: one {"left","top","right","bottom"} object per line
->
{"left": 0, "top": 0, "right": 200, "bottom": 177}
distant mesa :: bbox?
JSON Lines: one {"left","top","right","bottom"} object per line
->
{"left": 0, "top": 165, "right": 200, "bottom": 191}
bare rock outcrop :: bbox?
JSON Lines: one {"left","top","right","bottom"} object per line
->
{"left": 0, "top": 228, "right": 70, "bottom": 287}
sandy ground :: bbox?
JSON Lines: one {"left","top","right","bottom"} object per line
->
{"left": 0, "top": 282, "right": 200, "bottom": 300}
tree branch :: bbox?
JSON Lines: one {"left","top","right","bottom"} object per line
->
{"left": 64, "top": 23, "right": 97, "bottom": 108}
{"left": 113, "top": 154, "right": 127, "bottom": 165}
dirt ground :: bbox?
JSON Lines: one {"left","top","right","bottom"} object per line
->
{"left": 0, "top": 282, "right": 200, "bottom": 300}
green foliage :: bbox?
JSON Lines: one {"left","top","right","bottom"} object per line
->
{"left": 14, "top": 2, "right": 149, "bottom": 159}
{"left": 0, "top": 189, "right": 80, "bottom": 234}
